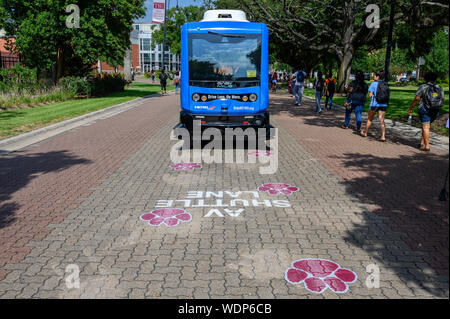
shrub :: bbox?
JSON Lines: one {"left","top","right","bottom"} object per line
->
{"left": 88, "top": 72, "right": 127, "bottom": 96}
{"left": 0, "top": 64, "right": 41, "bottom": 94}
{"left": 58, "top": 76, "right": 91, "bottom": 96}
{"left": 58, "top": 73, "right": 126, "bottom": 97}
{"left": 437, "top": 77, "right": 449, "bottom": 86}
{"left": 0, "top": 87, "right": 76, "bottom": 110}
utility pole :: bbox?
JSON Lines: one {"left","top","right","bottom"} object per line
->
{"left": 384, "top": 2, "right": 395, "bottom": 82}
{"left": 162, "top": 0, "right": 169, "bottom": 71}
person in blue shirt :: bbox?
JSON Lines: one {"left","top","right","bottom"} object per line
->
{"left": 361, "top": 70, "right": 388, "bottom": 141}
{"left": 292, "top": 68, "right": 307, "bottom": 106}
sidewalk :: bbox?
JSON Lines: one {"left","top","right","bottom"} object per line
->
{"left": 271, "top": 94, "right": 449, "bottom": 284}
{"left": 277, "top": 89, "right": 449, "bottom": 153}
{"left": 0, "top": 90, "right": 174, "bottom": 155}
{"left": 0, "top": 90, "right": 448, "bottom": 298}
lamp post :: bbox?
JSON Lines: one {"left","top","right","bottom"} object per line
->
{"left": 161, "top": 0, "right": 170, "bottom": 71}
{"left": 384, "top": 2, "right": 395, "bottom": 82}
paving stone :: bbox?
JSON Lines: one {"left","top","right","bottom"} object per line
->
{"left": 0, "top": 93, "right": 447, "bottom": 299}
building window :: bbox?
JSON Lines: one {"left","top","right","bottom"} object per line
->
{"left": 135, "top": 25, "right": 140, "bottom": 31}
{"left": 143, "top": 53, "right": 151, "bottom": 64}
{"left": 140, "top": 38, "right": 151, "bottom": 51}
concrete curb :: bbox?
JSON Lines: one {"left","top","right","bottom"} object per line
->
{"left": 0, "top": 90, "right": 175, "bottom": 155}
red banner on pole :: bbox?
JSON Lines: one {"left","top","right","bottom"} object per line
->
{"left": 152, "top": 0, "right": 166, "bottom": 24}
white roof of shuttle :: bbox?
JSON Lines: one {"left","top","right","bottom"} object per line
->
{"left": 201, "top": 10, "right": 249, "bottom": 22}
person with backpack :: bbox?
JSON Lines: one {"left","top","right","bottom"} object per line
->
{"left": 324, "top": 73, "right": 337, "bottom": 110}
{"left": 342, "top": 70, "right": 368, "bottom": 131}
{"left": 361, "top": 70, "right": 390, "bottom": 142}
{"left": 408, "top": 72, "right": 445, "bottom": 152}
{"left": 313, "top": 71, "right": 324, "bottom": 114}
{"left": 174, "top": 71, "right": 181, "bottom": 94}
{"left": 292, "top": 68, "right": 307, "bottom": 106}
{"left": 159, "top": 68, "right": 168, "bottom": 94}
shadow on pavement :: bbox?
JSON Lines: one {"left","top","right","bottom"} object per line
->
{"left": 269, "top": 95, "right": 427, "bottom": 150}
{"left": 0, "top": 150, "right": 91, "bottom": 229}
{"left": 336, "top": 151, "right": 449, "bottom": 297}
{"left": 270, "top": 94, "right": 449, "bottom": 296}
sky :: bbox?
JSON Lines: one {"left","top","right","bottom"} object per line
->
{"left": 138, "top": 0, "right": 207, "bottom": 22}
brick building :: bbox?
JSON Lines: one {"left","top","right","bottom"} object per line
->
{"left": 0, "top": 29, "right": 20, "bottom": 69}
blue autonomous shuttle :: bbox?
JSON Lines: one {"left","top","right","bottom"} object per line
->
{"left": 175, "top": 10, "right": 273, "bottom": 139}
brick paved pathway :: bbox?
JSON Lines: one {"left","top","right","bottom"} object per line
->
{"left": 0, "top": 92, "right": 448, "bottom": 298}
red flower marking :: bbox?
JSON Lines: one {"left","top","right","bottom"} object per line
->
{"left": 293, "top": 259, "right": 339, "bottom": 277}
{"left": 170, "top": 163, "right": 202, "bottom": 171}
{"left": 140, "top": 209, "right": 192, "bottom": 227}
{"left": 285, "top": 258, "right": 358, "bottom": 294}
{"left": 258, "top": 183, "right": 299, "bottom": 195}
{"left": 248, "top": 150, "right": 274, "bottom": 157}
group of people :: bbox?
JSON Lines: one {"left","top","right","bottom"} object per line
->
{"left": 312, "top": 72, "right": 337, "bottom": 112}
{"left": 154, "top": 69, "right": 181, "bottom": 95}
{"left": 343, "top": 70, "right": 444, "bottom": 150}
{"left": 270, "top": 71, "right": 295, "bottom": 93}
{"left": 289, "top": 67, "right": 445, "bottom": 152}
{"left": 290, "top": 69, "right": 336, "bottom": 110}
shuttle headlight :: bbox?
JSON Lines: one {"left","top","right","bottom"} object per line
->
{"left": 192, "top": 93, "right": 200, "bottom": 102}
{"left": 242, "top": 95, "right": 249, "bottom": 102}
{"left": 249, "top": 94, "right": 257, "bottom": 102}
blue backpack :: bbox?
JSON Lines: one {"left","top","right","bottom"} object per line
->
{"left": 296, "top": 71, "right": 305, "bottom": 83}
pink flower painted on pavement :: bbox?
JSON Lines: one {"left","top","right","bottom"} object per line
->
{"left": 285, "top": 258, "right": 357, "bottom": 294}
{"left": 258, "top": 183, "right": 299, "bottom": 195}
{"left": 170, "top": 163, "right": 202, "bottom": 171}
{"left": 140, "top": 209, "right": 192, "bottom": 227}
{"left": 248, "top": 150, "right": 274, "bottom": 157}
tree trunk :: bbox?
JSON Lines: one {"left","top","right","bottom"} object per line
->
{"left": 123, "top": 48, "right": 132, "bottom": 82}
{"left": 56, "top": 48, "right": 64, "bottom": 83}
{"left": 337, "top": 49, "right": 353, "bottom": 93}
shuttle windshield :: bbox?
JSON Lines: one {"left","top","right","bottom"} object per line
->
{"left": 188, "top": 32, "right": 261, "bottom": 88}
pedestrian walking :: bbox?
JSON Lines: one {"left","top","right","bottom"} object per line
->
{"left": 361, "top": 70, "right": 390, "bottom": 142}
{"left": 313, "top": 72, "right": 324, "bottom": 114}
{"left": 292, "top": 68, "right": 307, "bottom": 106}
{"left": 271, "top": 72, "right": 278, "bottom": 93}
{"left": 151, "top": 70, "right": 156, "bottom": 83}
{"left": 174, "top": 71, "right": 181, "bottom": 94}
{"left": 341, "top": 70, "right": 368, "bottom": 131}
{"left": 159, "top": 68, "right": 168, "bottom": 95}
{"left": 324, "top": 73, "right": 337, "bottom": 110}
{"left": 407, "top": 72, "right": 445, "bottom": 152}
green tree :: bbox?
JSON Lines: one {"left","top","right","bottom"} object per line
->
{"left": 424, "top": 28, "right": 449, "bottom": 78}
{"left": 0, "top": 0, "right": 146, "bottom": 82}
{"left": 151, "top": 5, "right": 207, "bottom": 56}
{"left": 353, "top": 46, "right": 417, "bottom": 77}
{"left": 213, "top": 0, "right": 448, "bottom": 91}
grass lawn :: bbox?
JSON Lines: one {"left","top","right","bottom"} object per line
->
{"left": 280, "top": 82, "right": 449, "bottom": 136}
{"left": 0, "top": 82, "right": 173, "bottom": 140}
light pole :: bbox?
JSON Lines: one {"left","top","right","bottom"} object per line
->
{"left": 162, "top": 0, "right": 170, "bottom": 71}
{"left": 384, "top": 2, "right": 395, "bottom": 82}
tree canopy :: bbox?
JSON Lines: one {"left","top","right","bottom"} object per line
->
{"left": 151, "top": 5, "right": 207, "bottom": 56}
{"left": 0, "top": 0, "right": 146, "bottom": 81}
{"left": 424, "top": 28, "right": 449, "bottom": 78}
{"left": 213, "top": 0, "right": 449, "bottom": 90}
